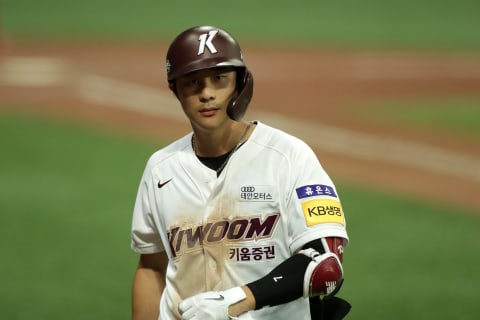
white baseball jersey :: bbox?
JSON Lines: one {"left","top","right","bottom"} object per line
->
{"left": 131, "top": 121, "right": 349, "bottom": 319}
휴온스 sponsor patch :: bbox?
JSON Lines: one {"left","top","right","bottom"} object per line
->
{"left": 301, "top": 198, "right": 345, "bottom": 226}
{"left": 296, "top": 184, "right": 337, "bottom": 199}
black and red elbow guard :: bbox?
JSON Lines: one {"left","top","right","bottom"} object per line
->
{"left": 299, "top": 237, "right": 345, "bottom": 297}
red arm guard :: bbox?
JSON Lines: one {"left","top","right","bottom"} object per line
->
{"left": 300, "top": 237, "right": 346, "bottom": 298}
{"left": 325, "top": 237, "right": 345, "bottom": 262}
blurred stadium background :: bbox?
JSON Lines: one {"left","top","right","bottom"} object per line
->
{"left": 1, "top": 1, "right": 479, "bottom": 319}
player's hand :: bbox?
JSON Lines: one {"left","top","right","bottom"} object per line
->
{"left": 178, "top": 287, "right": 251, "bottom": 320}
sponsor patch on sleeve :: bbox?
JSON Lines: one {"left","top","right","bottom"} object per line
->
{"left": 296, "top": 184, "right": 337, "bottom": 199}
{"left": 301, "top": 199, "right": 345, "bottom": 226}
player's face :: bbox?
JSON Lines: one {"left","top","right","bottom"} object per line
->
{"left": 175, "top": 67, "right": 237, "bottom": 130}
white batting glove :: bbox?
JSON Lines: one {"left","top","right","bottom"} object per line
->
{"left": 178, "top": 287, "right": 251, "bottom": 320}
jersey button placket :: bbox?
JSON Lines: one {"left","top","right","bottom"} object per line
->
{"left": 209, "top": 259, "right": 217, "bottom": 270}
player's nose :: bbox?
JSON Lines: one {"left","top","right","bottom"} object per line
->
{"left": 198, "top": 79, "right": 216, "bottom": 102}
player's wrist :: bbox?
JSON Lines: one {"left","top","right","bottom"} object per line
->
{"left": 178, "top": 287, "right": 250, "bottom": 320}
{"left": 226, "top": 286, "right": 256, "bottom": 318}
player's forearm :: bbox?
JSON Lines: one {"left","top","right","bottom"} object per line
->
{"left": 132, "top": 267, "right": 165, "bottom": 320}
{"left": 245, "top": 237, "right": 346, "bottom": 310}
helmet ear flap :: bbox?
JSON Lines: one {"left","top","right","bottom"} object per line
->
{"left": 227, "top": 68, "right": 253, "bottom": 121}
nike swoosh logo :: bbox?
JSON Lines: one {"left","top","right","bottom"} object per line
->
{"left": 157, "top": 178, "right": 172, "bottom": 188}
{"left": 205, "top": 294, "right": 225, "bottom": 301}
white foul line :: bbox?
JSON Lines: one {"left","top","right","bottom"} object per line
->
{"left": 0, "top": 57, "right": 68, "bottom": 86}
{"left": 77, "top": 74, "right": 185, "bottom": 122}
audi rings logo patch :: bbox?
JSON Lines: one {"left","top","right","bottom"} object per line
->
{"left": 240, "top": 185, "right": 274, "bottom": 202}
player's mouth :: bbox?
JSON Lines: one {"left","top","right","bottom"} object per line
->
{"left": 199, "top": 107, "right": 219, "bottom": 117}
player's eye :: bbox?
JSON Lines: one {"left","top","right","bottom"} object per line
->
{"left": 215, "top": 73, "right": 232, "bottom": 83}
{"left": 180, "top": 78, "right": 198, "bottom": 87}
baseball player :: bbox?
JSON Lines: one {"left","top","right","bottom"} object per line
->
{"left": 131, "top": 26, "right": 350, "bottom": 320}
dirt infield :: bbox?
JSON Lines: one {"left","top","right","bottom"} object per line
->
{"left": 1, "top": 41, "right": 479, "bottom": 212}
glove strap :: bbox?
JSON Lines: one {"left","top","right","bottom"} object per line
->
{"left": 224, "top": 286, "right": 247, "bottom": 304}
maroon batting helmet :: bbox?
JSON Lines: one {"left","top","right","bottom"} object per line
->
{"left": 166, "top": 26, "right": 253, "bottom": 121}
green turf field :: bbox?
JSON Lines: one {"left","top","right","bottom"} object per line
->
{"left": 0, "top": 110, "right": 155, "bottom": 319}
{"left": 358, "top": 98, "right": 480, "bottom": 139}
{"left": 2, "top": 0, "right": 480, "bottom": 50}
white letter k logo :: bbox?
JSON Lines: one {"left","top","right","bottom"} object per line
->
{"left": 198, "top": 30, "right": 219, "bottom": 55}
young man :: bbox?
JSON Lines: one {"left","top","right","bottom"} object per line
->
{"left": 131, "top": 26, "right": 350, "bottom": 320}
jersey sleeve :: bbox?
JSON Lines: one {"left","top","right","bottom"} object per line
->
{"left": 286, "top": 141, "right": 349, "bottom": 254}
{"left": 130, "top": 164, "right": 165, "bottom": 254}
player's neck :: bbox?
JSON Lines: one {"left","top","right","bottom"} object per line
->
{"left": 192, "top": 121, "right": 253, "bottom": 157}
